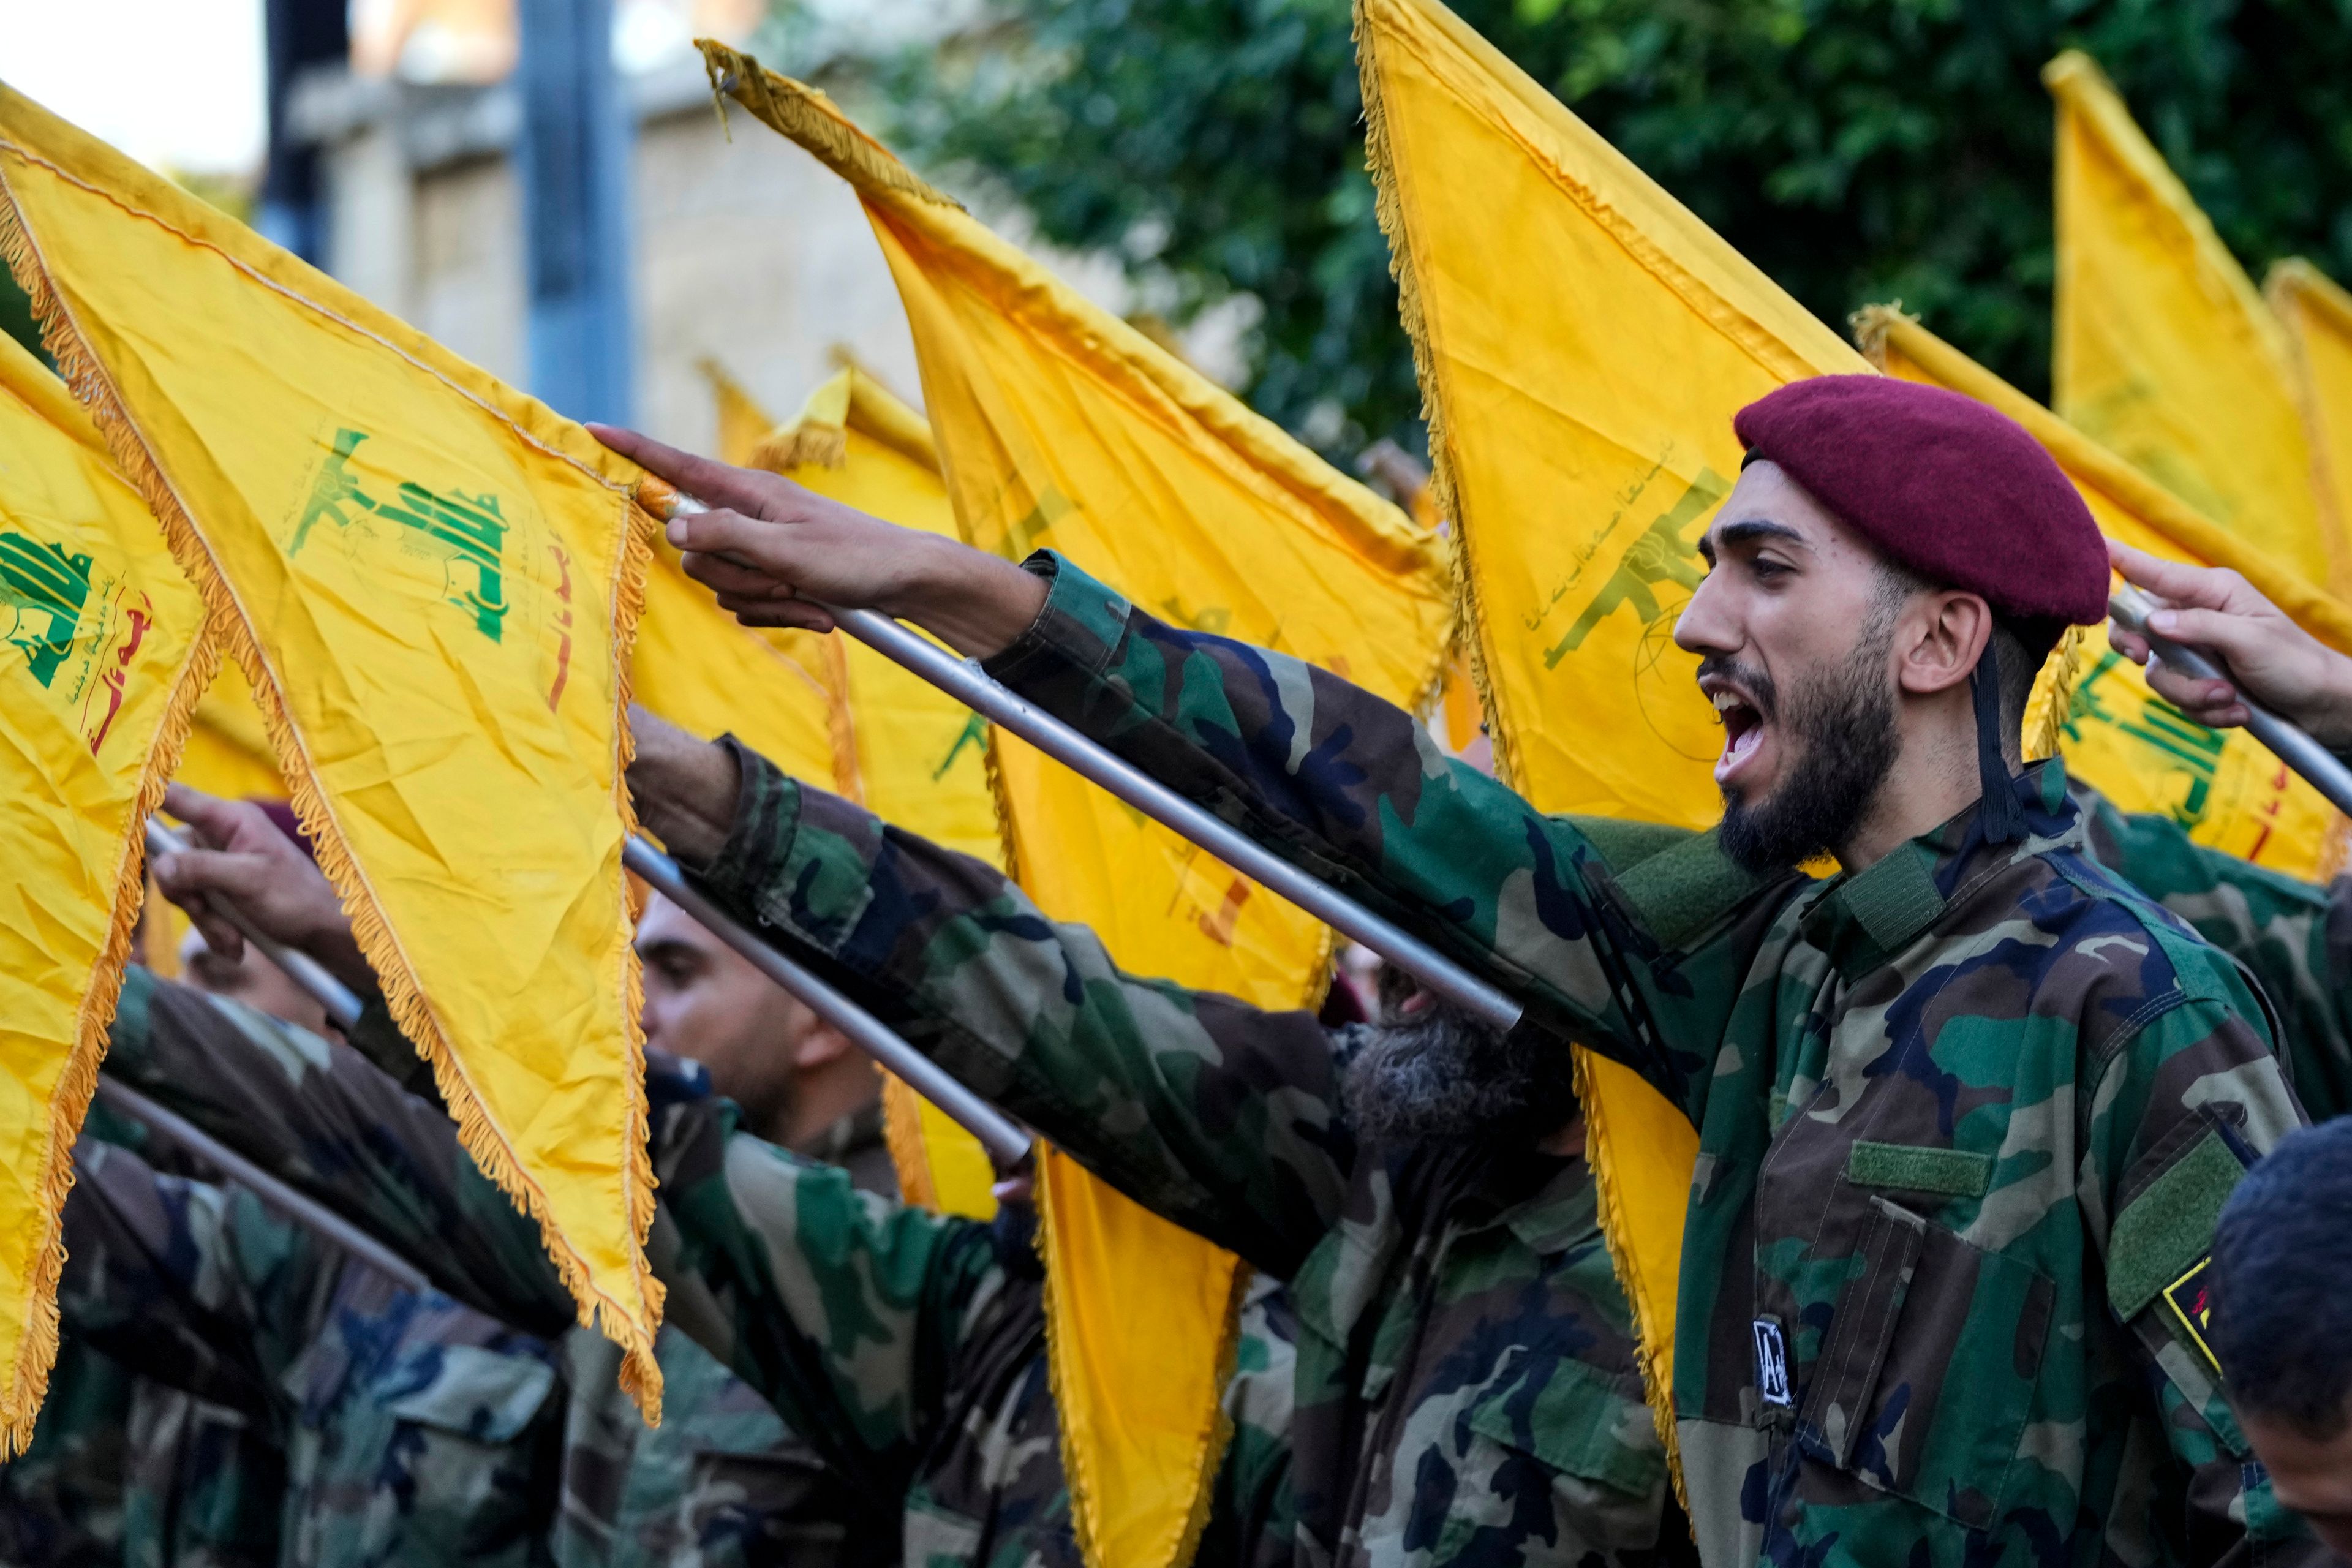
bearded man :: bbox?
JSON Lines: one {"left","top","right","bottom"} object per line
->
{"left": 597, "top": 375, "right": 2313, "bottom": 1566}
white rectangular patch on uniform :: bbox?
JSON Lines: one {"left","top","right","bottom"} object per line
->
{"left": 1752, "top": 1317, "right": 1792, "bottom": 1408}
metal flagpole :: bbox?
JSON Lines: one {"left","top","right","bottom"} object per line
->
{"left": 145, "top": 818, "right": 364, "bottom": 1030}
{"left": 92, "top": 1079, "right": 433, "bottom": 1295}
{"left": 143, "top": 814, "right": 1027, "bottom": 1168}
{"left": 624, "top": 837, "right": 1034, "bottom": 1169}
{"left": 2109, "top": 585, "right": 2352, "bottom": 818}
{"left": 640, "top": 487, "right": 1527, "bottom": 1036}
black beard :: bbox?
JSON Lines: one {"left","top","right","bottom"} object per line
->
{"left": 1714, "top": 619, "right": 1902, "bottom": 876}
{"left": 1341, "top": 1000, "right": 1578, "bottom": 1147}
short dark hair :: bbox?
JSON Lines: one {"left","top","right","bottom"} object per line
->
{"left": 2211, "top": 1117, "right": 2352, "bottom": 1439}
{"left": 1871, "top": 560, "right": 2059, "bottom": 764}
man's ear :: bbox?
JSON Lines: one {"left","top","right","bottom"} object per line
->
{"left": 793, "top": 1021, "right": 857, "bottom": 1069}
{"left": 1894, "top": 591, "right": 1994, "bottom": 697}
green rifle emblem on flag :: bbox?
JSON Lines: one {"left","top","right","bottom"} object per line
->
{"left": 290, "top": 428, "right": 511, "bottom": 643}
{"left": 0, "top": 530, "right": 92, "bottom": 687}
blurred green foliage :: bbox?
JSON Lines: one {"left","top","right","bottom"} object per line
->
{"left": 883, "top": 0, "right": 2352, "bottom": 459}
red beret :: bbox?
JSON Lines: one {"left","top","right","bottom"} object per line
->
{"left": 1732, "top": 375, "right": 2108, "bottom": 626}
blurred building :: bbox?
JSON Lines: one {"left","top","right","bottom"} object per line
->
{"left": 285, "top": 0, "right": 946, "bottom": 451}
{"left": 278, "top": 0, "right": 1242, "bottom": 454}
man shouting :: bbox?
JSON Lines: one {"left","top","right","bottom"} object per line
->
{"left": 596, "top": 375, "right": 2313, "bottom": 1566}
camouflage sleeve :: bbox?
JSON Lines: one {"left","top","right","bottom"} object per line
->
{"left": 2072, "top": 777, "right": 2352, "bottom": 1121}
{"left": 56, "top": 1139, "right": 314, "bottom": 1417}
{"left": 693, "top": 742, "right": 1357, "bottom": 1277}
{"left": 2081, "top": 963, "right": 2310, "bottom": 1555}
{"left": 99, "top": 966, "right": 576, "bottom": 1336}
{"left": 647, "top": 1095, "right": 1005, "bottom": 1483}
{"left": 968, "top": 551, "right": 1792, "bottom": 1109}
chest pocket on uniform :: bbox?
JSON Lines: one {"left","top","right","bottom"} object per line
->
{"left": 1799, "top": 1194, "right": 2054, "bottom": 1528}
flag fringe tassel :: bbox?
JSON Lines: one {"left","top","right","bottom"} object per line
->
{"left": 0, "top": 586, "right": 221, "bottom": 1458}
{"left": 0, "top": 171, "right": 671, "bottom": 1427}
{"left": 1354, "top": 0, "right": 1690, "bottom": 1517}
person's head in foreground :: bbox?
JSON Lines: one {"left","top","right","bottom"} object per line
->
{"left": 635, "top": 891, "right": 876, "bottom": 1149}
{"left": 2212, "top": 1118, "right": 2352, "bottom": 1556}
{"left": 1673, "top": 376, "right": 2110, "bottom": 875}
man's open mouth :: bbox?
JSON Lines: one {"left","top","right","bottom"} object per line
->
{"left": 1708, "top": 686, "right": 1767, "bottom": 784}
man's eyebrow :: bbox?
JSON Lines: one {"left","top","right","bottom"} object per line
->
{"left": 1698, "top": 518, "right": 1810, "bottom": 565}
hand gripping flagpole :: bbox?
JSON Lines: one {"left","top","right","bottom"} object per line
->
{"left": 145, "top": 818, "right": 365, "bottom": 1031}
{"left": 622, "top": 836, "right": 1034, "bottom": 1168}
{"left": 2109, "top": 584, "right": 2352, "bottom": 818}
{"left": 641, "top": 483, "right": 1525, "bottom": 1035}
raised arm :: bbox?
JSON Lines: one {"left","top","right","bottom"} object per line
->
{"left": 101, "top": 968, "right": 998, "bottom": 1487}
{"left": 2071, "top": 777, "right": 2352, "bottom": 1121}
{"left": 635, "top": 721, "right": 1363, "bottom": 1280}
{"left": 101, "top": 967, "right": 580, "bottom": 1335}
{"left": 600, "top": 428, "right": 1794, "bottom": 1114}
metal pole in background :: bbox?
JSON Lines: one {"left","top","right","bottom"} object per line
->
{"left": 625, "top": 836, "right": 1033, "bottom": 1168}
{"left": 94, "top": 1080, "right": 431, "bottom": 1294}
{"left": 635, "top": 484, "right": 1525, "bottom": 1033}
{"left": 2109, "top": 585, "right": 2352, "bottom": 818}
{"left": 145, "top": 818, "right": 364, "bottom": 1031}
{"left": 518, "top": 0, "right": 635, "bottom": 425}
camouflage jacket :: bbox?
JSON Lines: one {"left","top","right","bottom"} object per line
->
{"left": 93, "top": 968, "right": 1300, "bottom": 1568}
{"left": 692, "top": 742, "right": 1680, "bottom": 1568}
{"left": 54, "top": 1115, "right": 565, "bottom": 1568}
{"left": 714, "top": 552, "right": 2313, "bottom": 1568}
{"left": 92, "top": 970, "right": 872, "bottom": 1568}
{"left": 0, "top": 1332, "right": 282, "bottom": 1568}
{"left": 2071, "top": 778, "right": 2352, "bottom": 1122}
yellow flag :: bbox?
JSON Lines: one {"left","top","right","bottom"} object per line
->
{"left": 2046, "top": 51, "right": 2343, "bottom": 592}
{"left": 178, "top": 661, "right": 287, "bottom": 801}
{"left": 1356, "top": 0, "right": 1868, "bottom": 1486}
{"left": 710, "top": 354, "right": 1003, "bottom": 1220}
{"left": 0, "top": 327, "right": 212, "bottom": 1449}
{"left": 0, "top": 88, "right": 668, "bottom": 1414}
{"left": 702, "top": 43, "right": 1453, "bottom": 1568}
{"left": 1859, "top": 307, "right": 2351, "bottom": 878}
{"left": 2269, "top": 260, "right": 2352, "bottom": 575}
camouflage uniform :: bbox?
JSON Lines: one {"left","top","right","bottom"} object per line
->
{"left": 94, "top": 968, "right": 1300, "bottom": 1568}
{"left": 692, "top": 741, "right": 1679, "bottom": 1568}
{"left": 92, "top": 970, "right": 872, "bottom": 1568}
{"left": 2072, "top": 778, "right": 2352, "bottom": 1122}
{"left": 685, "top": 552, "right": 2313, "bottom": 1567}
{"left": 55, "top": 1095, "right": 567, "bottom": 1566}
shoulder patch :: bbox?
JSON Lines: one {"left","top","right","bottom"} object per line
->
{"left": 2109, "top": 1128, "right": 2244, "bottom": 1322}
{"left": 2159, "top": 1255, "right": 2221, "bottom": 1377}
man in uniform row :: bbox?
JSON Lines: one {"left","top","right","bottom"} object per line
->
{"left": 25, "top": 371, "right": 2350, "bottom": 1566}
{"left": 600, "top": 372, "right": 2326, "bottom": 1566}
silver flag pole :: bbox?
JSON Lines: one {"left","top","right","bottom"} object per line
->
{"left": 145, "top": 818, "right": 364, "bottom": 1030}
{"left": 624, "top": 836, "right": 1033, "bottom": 1169}
{"left": 646, "top": 489, "right": 1526, "bottom": 1035}
{"left": 2109, "top": 585, "right": 2352, "bottom": 818}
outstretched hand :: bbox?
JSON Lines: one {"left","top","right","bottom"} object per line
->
{"left": 590, "top": 424, "right": 1049, "bottom": 659}
{"left": 2106, "top": 540, "right": 2352, "bottom": 752}
{"left": 153, "top": 783, "right": 373, "bottom": 993}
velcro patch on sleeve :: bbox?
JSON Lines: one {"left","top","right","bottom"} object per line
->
{"left": 2109, "top": 1129, "right": 2242, "bottom": 1323}
{"left": 1846, "top": 1140, "right": 1993, "bottom": 1198}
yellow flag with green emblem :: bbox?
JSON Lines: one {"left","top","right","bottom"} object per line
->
{"left": 0, "top": 86, "right": 669, "bottom": 1415}
{"left": 2046, "top": 51, "right": 2345, "bottom": 593}
{"left": 700, "top": 43, "right": 1454, "bottom": 1568}
{"left": 0, "top": 326, "right": 212, "bottom": 1450}
{"left": 1859, "top": 307, "right": 2351, "bottom": 879}
{"left": 708, "top": 353, "right": 1003, "bottom": 1220}
{"left": 1355, "top": 0, "right": 1871, "bottom": 1493}
{"left": 2269, "top": 260, "right": 2352, "bottom": 570}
